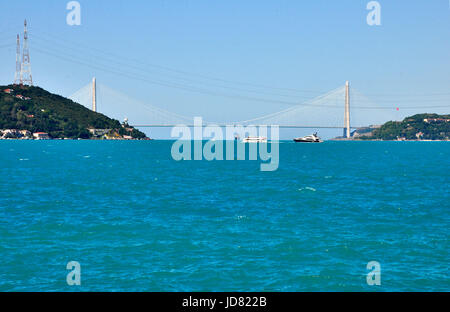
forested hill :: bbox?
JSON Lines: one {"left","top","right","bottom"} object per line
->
{"left": 365, "top": 113, "right": 450, "bottom": 141}
{"left": 0, "top": 84, "right": 147, "bottom": 139}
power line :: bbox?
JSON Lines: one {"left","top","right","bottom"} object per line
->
{"left": 358, "top": 92, "right": 450, "bottom": 97}
{"left": 32, "top": 36, "right": 322, "bottom": 100}
{"left": 31, "top": 29, "right": 328, "bottom": 95}
{"left": 32, "top": 44, "right": 450, "bottom": 110}
{"left": 34, "top": 30, "right": 450, "bottom": 101}
{"left": 21, "top": 27, "right": 449, "bottom": 112}
{"left": 33, "top": 45, "right": 331, "bottom": 107}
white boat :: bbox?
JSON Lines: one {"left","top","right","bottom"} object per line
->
{"left": 242, "top": 136, "right": 267, "bottom": 143}
{"left": 293, "top": 133, "right": 323, "bottom": 143}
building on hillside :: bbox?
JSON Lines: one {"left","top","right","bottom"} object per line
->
{"left": 88, "top": 129, "right": 111, "bottom": 137}
{"left": 19, "top": 130, "right": 32, "bottom": 138}
{"left": 416, "top": 132, "right": 424, "bottom": 140}
{"left": 1, "top": 129, "right": 20, "bottom": 139}
{"left": 424, "top": 118, "right": 450, "bottom": 123}
{"left": 33, "top": 132, "right": 51, "bottom": 140}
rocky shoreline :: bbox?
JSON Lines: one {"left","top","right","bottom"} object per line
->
{"left": 0, "top": 129, "right": 151, "bottom": 140}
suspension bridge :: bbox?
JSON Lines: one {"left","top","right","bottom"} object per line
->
{"left": 69, "top": 78, "right": 405, "bottom": 138}
{"left": 2, "top": 24, "right": 448, "bottom": 138}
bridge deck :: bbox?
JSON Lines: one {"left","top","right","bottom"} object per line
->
{"left": 132, "top": 125, "right": 362, "bottom": 129}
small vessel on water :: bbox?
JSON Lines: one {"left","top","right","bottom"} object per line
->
{"left": 293, "top": 133, "right": 323, "bottom": 143}
{"left": 242, "top": 136, "right": 268, "bottom": 143}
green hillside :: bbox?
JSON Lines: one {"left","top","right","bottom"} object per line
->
{"left": 363, "top": 113, "right": 450, "bottom": 140}
{"left": 0, "top": 84, "right": 147, "bottom": 139}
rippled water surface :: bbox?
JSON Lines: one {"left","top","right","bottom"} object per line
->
{"left": 0, "top": 140, "right": 449, "bottom": 291}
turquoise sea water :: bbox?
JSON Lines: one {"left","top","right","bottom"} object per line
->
{"left": 0, "top": 140, "right": 449, "bottom": 291}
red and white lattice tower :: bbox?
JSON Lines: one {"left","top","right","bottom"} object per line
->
{"left": 14, "top": 34, "right": 21, "bottom": 85}
{"left": 20, "top": 19, "right": 33, "bottom": 86}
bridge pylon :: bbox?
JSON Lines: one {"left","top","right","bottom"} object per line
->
{"left": 344, "top": 81, "right": 351, "bottom": 138}
{"left": 92, "top": 77, "right": 97, "bottom": 112}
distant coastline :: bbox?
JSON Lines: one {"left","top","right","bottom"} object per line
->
{"left": 331, "top": 138, "right": 450, "bottom": 142}
{"left": 0, "top": 134, "right": 151, "bottom": 141}
{"left": 333, "top": 113, "right": 450, "bottom": 141}
{"left": 2, "top": 85, "right": 449, "bottom": 142}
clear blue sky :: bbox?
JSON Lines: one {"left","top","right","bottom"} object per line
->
{"left": 0, "top": 0, "right": 449, "bottom": 138}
